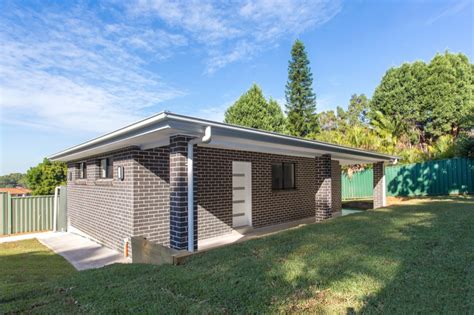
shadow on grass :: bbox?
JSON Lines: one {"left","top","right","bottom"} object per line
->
{"left": 2, "top": 198, "right": 474, "bottom": 313}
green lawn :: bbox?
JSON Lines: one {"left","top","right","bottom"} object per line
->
{"left": 1, "top": 196, "right": 473, "bottom": 314}
{"left": 0, "top": 239, "right": 76, "bottom": 314}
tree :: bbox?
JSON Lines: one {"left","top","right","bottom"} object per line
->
{"left": 422, "top": 52, "right": 474, "bottom": 138}
{"left": 285, "top": 40, "right": 318, "bottom": 137}
{"left": 370, "top": 61, "right": 427, "bottom": 144}
{"left": 347, "top": 94, "right": 370, "bottom": 126}
{"left": 25, "top": 158, "right": 67, "bottom": 195}
{"left": 318, "top": 110, "right": 338, "bottom": 131}
{"left": 224, "top": 84, "right": 286, "bottom": 133}
{"left": 370, "top": 52, "right": 473, "bottom": 145}
{"left": 0, "top": 173, "right": 26, "bottom": 188}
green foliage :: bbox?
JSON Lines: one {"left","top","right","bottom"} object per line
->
{"left": 318, "top": 110, "right": 338, "bottom": 131}
{"left": 285, "top": 40, "right": 318, "bottom": 137}
{"left": 25, "top": 158, "right": 67, "bottom": 195}
{"left": 370, "top": 52, "right": 474, "bottom": 144}
{"left": 0, "top": 173, "right": 26, "bottom": 188}
{"left": 429, "top": 135, "right": 456, "bottom": 159}
{"left": 454, "top": 133, "right": 474, "bottom": 158}
{"left": 224, "top": 84, "right": 286, "bottom": 133}
{"left": 370, "top": 61, "right": 427, "bottom": 143}
{"left": 347, "top": 94, "right": 370, "bottom": 126}
{"left": 422, "top": 52, "right": 474, "bottom": 138}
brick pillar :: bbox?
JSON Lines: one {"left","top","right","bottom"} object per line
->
{"left": 373, "top": 162, "right": 386, "bottom": 209}
{"left": 169, "top": 135, "right": 194, "bottom": 250}
{"left": 315, "top": 154, "right": 332, "bottom": 222}
{"left": 331, "top": 160, "right": 342, "bottom": 214}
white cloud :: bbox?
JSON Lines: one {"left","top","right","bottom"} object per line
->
{"left": 129, "top": 0, "right": 342, "bottom": 72}
{"left": 0, "top": 1, "right": 342, "bottom": 135}
{"left": 425, "top": 0, "right": 471, "bottom": 25}
{"left": 0, "top": 4, "right": 186, "bottom": 134}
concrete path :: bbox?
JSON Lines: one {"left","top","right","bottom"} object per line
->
{"left": 38, "top": 232, "right": 130, "bottom": 271}
{"left": 342, "top": 208, "right": 363, "bottom": 216}
{"left": 0, "top": 231, "right": 56, "bottom": 243}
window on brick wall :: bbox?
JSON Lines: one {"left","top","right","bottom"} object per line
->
{"left": 78, "top": 162, "right": 87, "bottom": 179}
{"left": 100, "top": 158, "right": 113, "bottom": 179}
{"left": 272, "top": 162, "right": 295, "bottom": 190}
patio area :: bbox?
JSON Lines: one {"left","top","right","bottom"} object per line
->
{"left": 198, "top": 209, "right": 363, "bottom": 251}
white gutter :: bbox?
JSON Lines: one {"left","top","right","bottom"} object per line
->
{"left": 49, "top": 112, "right": 168, "bottom": 160}
{"left": 166, "top": 113, "right": 399, "bottom": 161}
{"left": 187, "top": 126, "right": 212, "bottom": 252}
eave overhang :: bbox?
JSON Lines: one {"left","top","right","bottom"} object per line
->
{"left": 49, "top": 112, "right": 399, "bottom": 165}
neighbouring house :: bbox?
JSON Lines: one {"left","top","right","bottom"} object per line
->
{"left": 49, "top": 112, "right": 398, "bottom": 256}
{"left": 0, "top": 187, "right": 32, "bottom": 197}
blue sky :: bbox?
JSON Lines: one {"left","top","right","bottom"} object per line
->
{"left": 0, "top": 0, "right": 472, "bottom": 175}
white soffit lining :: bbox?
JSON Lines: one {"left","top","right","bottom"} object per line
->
{"left": 202, "top": 136, "right": 384, "bottom": 164}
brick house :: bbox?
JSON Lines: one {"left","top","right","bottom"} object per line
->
{"left": 50, "top": 112, "right": 397, "bottom": 255}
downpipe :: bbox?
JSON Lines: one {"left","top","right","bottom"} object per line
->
{"left": 187, "top": 126, "right": 212, "bottom": 252}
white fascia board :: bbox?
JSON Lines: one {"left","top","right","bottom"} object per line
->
{"left": 51, "top": 125, "right": 171, "bottom": 161}
{"left": 166, "top": 113, "right": 398, "bottom": 161}
{"left": 49, "top": 112, "right": 169, "bottom": 160}
{"left": 202, "top": 136, "right": 385, "bottom": 164}
{"left": 49, "top": 111, "right": 399, "bottom": 163}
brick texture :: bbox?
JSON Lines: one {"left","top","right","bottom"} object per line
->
{"left": 133, "top": 147, "right": 170, "bottom": 247}
{"left": 331, "top": 160, "right": 342, "bottom": 213}
{"left": 373, "top": 162, "right": 385, "bottom": 209}
{"left": 67, "top": 148, "right": 135, "bottom": 254}
{"left": 67, "top": 146, "right": 171, "bottom": 256}
{"left": 195, "top": 146, "right": 318, "bottom": 241}
{"left": 67, "top": 142, "right": 342, "bottom": 252}
{"left": 315, "top": 154, "right": 332, "bottom": 222}
{"left": 169, "top": 136, "right": 195, "bottom": 250}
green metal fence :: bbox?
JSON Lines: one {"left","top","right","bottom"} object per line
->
{"left": 0, "top": 193, "right": 55, "bottom": 235}
{"left": 342, "top": 157, "right": 474, "bottom": 200}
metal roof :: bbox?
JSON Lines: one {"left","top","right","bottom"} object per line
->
{"left": 49, "top": 111, "right": 399, "bottom": 165}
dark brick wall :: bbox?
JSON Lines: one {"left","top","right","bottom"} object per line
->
{"left": 169, "top": 136, "right": 195, "bottom": 250}
{"left": 67, "top": 148, "right": 135, "bottom": 254}
{"left": 373, "top": 162, "right": 385, "bottom": 209}
{"left": 133, "top": 147, "right": 170, "bottom": 247}
{"left": 315, "top": 154, "right": 332, "bottom": 222}
{"left": 67, "top": 141, "right": 341, "bottom": 252}
{"left": 331, "top": 160, "right": 342, "bottom": 213}
{"left": 67, "top": 146, "right": 171, "bottom": 255}
{"left": 195, "top": 146, "right": 318, "bottom": 241}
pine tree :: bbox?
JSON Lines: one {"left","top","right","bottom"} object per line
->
{"left": 285, "top": 40, "right": 318, "bottom": 137}
{"left": 224, "top": 84, "right": 286, "bottom": 133}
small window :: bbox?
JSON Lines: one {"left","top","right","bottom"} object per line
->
{"left": 78, "top": 162, "right": 87, "bottom": 179}
{"left": 272, "top": 162, "right": 295, "bottom": 190}
{"left": 100, "top": 158, "right": 113, "bottom": 179}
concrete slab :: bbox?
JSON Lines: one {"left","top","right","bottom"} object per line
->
{"left": 198, "top": 217, "right": 316, "bottom": 252}
{"left": 39, "top": 232, "right": 130, "bottom": 271}
{"left": 0, "top": 231, "right": 56, "bottom": 243}
{"left": 342, "top": 208, "right": 363, "bottom": 216}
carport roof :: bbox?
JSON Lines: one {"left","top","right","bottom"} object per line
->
{"left": 49, "top": 111, "right": 399, "bottom": 165}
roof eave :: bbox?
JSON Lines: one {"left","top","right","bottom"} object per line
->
{"left": 49, "top": 112, "right": 400, "bottom": 163}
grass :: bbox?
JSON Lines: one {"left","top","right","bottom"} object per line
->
{"left": 0, "top": 239, "right": 76, "bottom": 314}
{"left": 1, "top": 196, "right": 473, "bottom": 313}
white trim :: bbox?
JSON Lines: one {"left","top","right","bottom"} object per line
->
{"left": 166, "top": 113, "right": 398, "bottom": 160}
{"left": 49, "top": 111, "right": 399, "bottom": 163}
{"left": 52, "top": 125, "right": 171, "bottom": 161}
{"left": 50, "top": 112, "right": 167, "bottom": 158}
{"left": 201, "top": 136, "right": 386, "bottom": 165}
{"left": 187, "top": 126, "right": 212, "bottom": 252}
